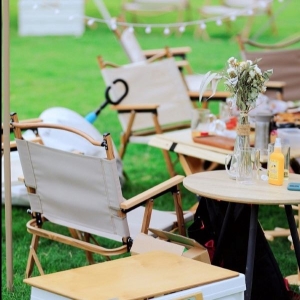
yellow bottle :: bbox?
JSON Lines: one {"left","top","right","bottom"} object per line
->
{"left": 268, "top": 138, "right": 284, "bottom": 186}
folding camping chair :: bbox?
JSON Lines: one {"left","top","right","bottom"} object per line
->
{"left": 197, "top": 0, "right": 277, "bottom": 39}
{"left": 237, "top": 34, "right": 300, "bottom": 102}
{"left": 121, "top": 0, "right": 192, "bottom": 25}
{"left": 238, "top": 34, "right": 300, "bottom": 243}
{"left": 11, "top": 112, "right": 193, "bottom": 278}
{"left": 98, "top": 56, "right": 201, "bottom": 177}
{"left": 111, "top": 23, "right": 230, "bottom": 104}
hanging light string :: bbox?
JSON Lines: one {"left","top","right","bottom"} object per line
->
{"left": 32, "top": 0, "right": 281, "bottom": 34}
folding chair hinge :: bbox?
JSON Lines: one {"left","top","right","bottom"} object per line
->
{"left": 101, "top": 139, "right": 108, "bottom": 150}
{"left": 171, "top": 185, "right": 180, "bottom": 194}
{"left": 31, "top": 128, "right": 39, "bottom": 136}
{"left": 35, "top": 213, "right": 43, "bottom": 227}
{"left": 123, "top": 237, "right": 133, "bottom": 252}
{"left": 27, "top": 210, "right": 43, "bottom": 227}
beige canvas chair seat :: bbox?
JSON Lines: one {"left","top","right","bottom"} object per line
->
{"left": 237, "top": 34, "right": 300, "bottom": 102}
{"left": 11, "top": 113, "right": 193, "bottom": 278}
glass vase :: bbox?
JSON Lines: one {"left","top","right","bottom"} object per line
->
{"left": 227, "top": 111, "right": 251, "bottom": 179}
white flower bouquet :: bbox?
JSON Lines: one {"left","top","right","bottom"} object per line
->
{"left": 199, "top": 57, "right": 273, "bottom": 113}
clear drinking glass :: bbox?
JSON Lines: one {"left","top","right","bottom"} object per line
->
{"left": 225, "top": 147, "right": 260, "bottom": 185}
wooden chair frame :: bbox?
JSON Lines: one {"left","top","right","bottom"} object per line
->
{"left": 111, "top": 23, "right": 230, "bottom": 104}
{"left": 1, "top": 117, "right": 43, "bottom": 155}
{"left": 197, "top": 0, "right": 277, "bottom": 39}
{"left": 236, "top": 34, "right": 300, "bottom": 102}
{"left": 97, "top": 55, "right": 194, "bottom": 177}
{"left": 121, "top": 0, "right": 192, "bottom": 27}
{"left": 11, "top": 112, "right": 188, "bottom": 278}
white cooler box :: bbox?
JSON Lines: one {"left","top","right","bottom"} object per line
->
{"left": 18, "top": 0, "right": 85, "bottom": 36}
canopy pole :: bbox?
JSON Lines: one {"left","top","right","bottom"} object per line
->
{"left": 2, "top": 0, "right": 13, "bottom": 291}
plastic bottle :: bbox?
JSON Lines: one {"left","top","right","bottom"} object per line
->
{"left": 268, "top": 138, "right": 284, "bottom": 186}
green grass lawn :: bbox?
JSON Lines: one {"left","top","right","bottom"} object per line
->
{"left": 2, "top": 0, "right": 300, "bottom": 298}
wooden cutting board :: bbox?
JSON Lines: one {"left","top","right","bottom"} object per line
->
{"left": 193, "top": 135, "right": 236, "bottom": 150}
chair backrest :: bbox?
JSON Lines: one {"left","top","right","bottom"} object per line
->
{"left": 122, "top": 0, "right": 190, "bottom": 15}
{"left": 16, "top": 128, "right": 130, "bottom": 242}
{"left": 100, "top": 57, "right": 194, "bottom": 133}
{"left": 237, "top": 35, "right": 300, "bottom": 102}
{"left": 119, "top": 27, "right": 147, "bottom": 63}
{"left": 223, "top": 0, "right": 271, "bottom": 9}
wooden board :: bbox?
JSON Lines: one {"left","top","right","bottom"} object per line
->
{"left": 193, "top": 136, "right": 236, "bottom": 150}
{"left": 24, "top": 251, "right": 239, "bottom": 300}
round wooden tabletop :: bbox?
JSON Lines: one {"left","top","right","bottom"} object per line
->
{"left": 183, "top": 170, "right": 300, "bottom": 205}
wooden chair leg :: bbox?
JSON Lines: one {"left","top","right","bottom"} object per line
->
{"left": 267, "top": 7, "right": 277, "bottom": 35}
{"left": 172, "top": 186, "right": 186, "bottom": 236}
{"left": 82, "top": 233, "right": 96, "bottom": 264}
{"left": 161, "top": 149, "right": 176, "bottom": 177}
{"left": 118, "top": 111, "right": 136, "bottom": 159}
{"left": 68, "top": 228, "right": 82, "bottom": 239}
{"left": 69, "top": 229, "right": 111, "bottom": 263}
{"left": 152, "top": 114, "right": 176, "bottom": 177}
{"left": 141, "top": 199, "right": 154, "bottom": 234}
{"left": 25, "top": 234, "right": 44, "bottom": 278}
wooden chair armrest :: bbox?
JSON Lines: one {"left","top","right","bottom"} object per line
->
{"left": 97, "top": 56, "right": 121, "bottom": 69}
{"left": 175, "top": 60, "right": 194, "bottom": 74}
{"left": 111, "top": 104, "right": 160, "bottom": 112}
{"left": 265, "top": 81, "right": 286, "bottom": 90}
{"left": 242, "top": 34, "right": 300, "bottom": 50}
{"left": 11, "top": 122, "right": 102, "bottom": 146}
{"left": 2, "top": 118, "right": 43, "bottom": 129}
{"left": 188, "top": 90, "right": 231, "bottom": 101}
{"left": 143, "top": 46, "right": 191, "bottom": 59}
{"left": 3, "top": 137, "right": 43, "bottom": 151}
{"left": 145, "top": 50, "right": 171, "bottom": 63}
{"left": 19, "top": 118, "right": 43, "bottom": 124}
{"left": 120, "top": 175, "right": 185, "bottom": 210}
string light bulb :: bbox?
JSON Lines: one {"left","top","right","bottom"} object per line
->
{"left": 200, "top": 22, "right": 206, "bottom": 30}
{"left": 216, "top": 19, "right": 222, "bottom": 26}
{"left": 145, "top": 26, "right": 151, "bottom": 34}
{"left": 87, "top": 18, "right": 95, "bottom": 26}
{"left": 178, "top": 25, "right": 185, "bottom": 33}
{"left": 230, "top": 15, "right": 236, "bottom": 21}
{"left": 163, "top": 27, "right": 170, "bottom": 35}
{"left": 110, "top": 19, "right": 117, "bottom": 30}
